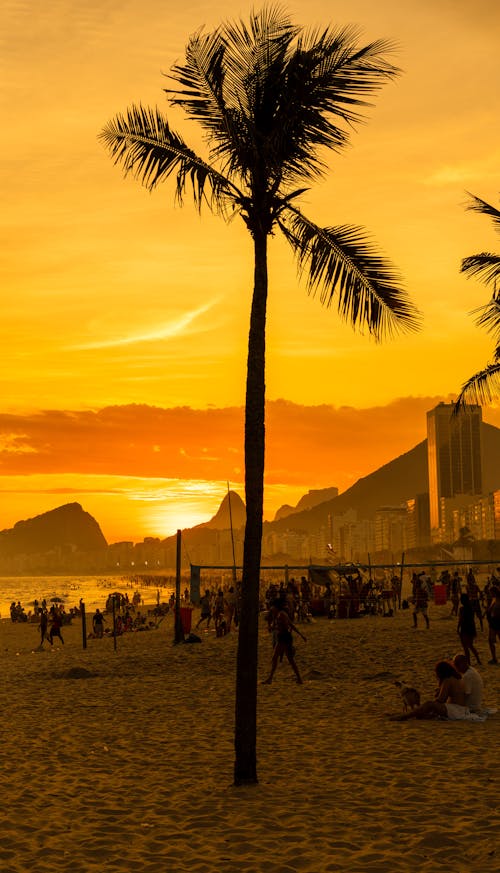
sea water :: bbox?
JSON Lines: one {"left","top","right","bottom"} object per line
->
{"left": 0, "top": 574, "right": 178, "bottom": 620}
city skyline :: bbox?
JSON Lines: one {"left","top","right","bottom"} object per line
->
{"left": 2, "top": 1, "right": 500, "bottom": 540}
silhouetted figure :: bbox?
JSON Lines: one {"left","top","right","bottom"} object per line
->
{"left": 486, "top": 586, "right": 500, "bottom": 664}
{"left": 92, "top": 608, "right": 105, "bottom": 639}
{"left": 457, "top": 593, "right": 481, "bottom": 665}
{"left": 262, "top": 599, "right": 306, "bottom": 685}
{"left": 196, "top": 591, "right": 212, "bottom": 629}
{"left": 48, "top": 610, "right": 64, "bottom": 646}
{"left": 39, "top": 610, "right": 49, "bottom": 647}
{"left": 412, "top": 575, "right": 430, "bottom": 628}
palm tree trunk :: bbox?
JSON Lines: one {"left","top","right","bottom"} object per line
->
{"left": 234, "top": 227, "right": 268, "bottom": 785}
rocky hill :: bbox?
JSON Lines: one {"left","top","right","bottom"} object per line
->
{"left": 274, "top": 487, "right": 339, "bottom": 520}
{"left": 0, "top": 502, "right": 108, "bottom": 557}
{"left": 199, "top": 491, "right": 246, "bottom": 530}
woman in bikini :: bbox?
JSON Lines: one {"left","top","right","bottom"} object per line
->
{"left": 262, "top": 599, "right": 306, "bottom": 685}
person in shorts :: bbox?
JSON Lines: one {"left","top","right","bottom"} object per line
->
{"left": 412, "top": 574, "right": 430, "bottom": 629}
{"left": 262, "top": 599, "right": 306, "bottom": 685}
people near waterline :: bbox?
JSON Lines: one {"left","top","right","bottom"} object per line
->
{"left": 486, "top": 586, "right": 500, "bottom": 665}
{"left": 262, "top": 598, "right": 306, "bottom": 685}
{"left": 48, "top": 609, "right": 64, "bottom": 646}
{"left": 92, "top": 608, "right": 105, "bottom": 639}
{"left": 412, "top": 574, "right": 430, "bottom": 629}
{"left": 457, "top": 593, "right": 481, "bottom": 665}
{"left": 390, "top": 660, "right": 471, "bottom": 721}
{"left": 453, "top": 653, "right": 484, "bottom": 713}
{"left": 196, "top": 590, "right": 212, "bottom": 629}
{"left": 10, "top": 601, "right": 28, "bottom": 622}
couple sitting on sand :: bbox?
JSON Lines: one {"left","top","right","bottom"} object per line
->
{"left": 391, "top": 654, "right": 489, "bottom": 722}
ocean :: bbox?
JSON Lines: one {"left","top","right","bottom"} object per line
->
{"left": 0, "top": 574, "right": 179, "bottom": 620}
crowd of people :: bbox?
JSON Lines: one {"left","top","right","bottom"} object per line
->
{"left": 410, "top": 567, "right": 500, "bottom": 665}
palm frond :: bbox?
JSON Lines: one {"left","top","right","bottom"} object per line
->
{"left": 166, "top": 6, "right": 400, "bottom": 192}
{"left": 278, "top": 207, "right": 420, "bottom": 339}
{"left": 471, "top": 292, "right": 500, "bottom": 341}
{"left": 99, "top": 104, "right": 239, "bottom": 213}
{"left": 461, "top": 253, "right": 500, "bottom": 287}
{"left": 167, "top": 7, "right": 297, "bottom": 183}
{"left": 454, "top": 361, "right": 500, "bottom": 412}
{"left": 464, "top": 192, "right": 500, "bottom": 234}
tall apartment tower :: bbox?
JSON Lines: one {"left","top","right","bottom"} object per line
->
{"left": 427, "top": 402, "right": 483, "bottom": 538}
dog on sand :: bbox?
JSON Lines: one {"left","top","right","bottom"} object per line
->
{"left": 394, "top": 680, "right": 421, "bottom": 711}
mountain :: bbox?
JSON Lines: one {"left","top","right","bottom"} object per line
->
{"left": 265, "top": 421, "right": 500, "bottom": 534}
{"left": 274, "top": 487, "right": 339, "bottom": 520}
{"left": 198, "top": 491, "right": 246, "bottom": 530}
{"left": 0, "top": 502, "right": 108, "bottom": 557}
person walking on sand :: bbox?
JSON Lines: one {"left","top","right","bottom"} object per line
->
{"left": 48, "top": 609, "right": 64, "bottom": 646}
{"left": 457, "top": 593, "right": 481, "bottom": 665}
{"left": 466, "top": 569, "right": 484, "bottom": 632}
{"left": 262, "top": 599, "right": 306, "bottom": 685}
{"left": 92, "top": 608, "right": 105, "bottom": 639}
{"left": 486, "top": 586, "right": 500, "bottom": 664}
{"left": 39, "top": 609, "right": 49, "bottom": 647}
{"left": 196, "top": 590, "right": 212, "bottom": 630}
{"left": 412, "top": 574, "right": 430, "bottom": 629}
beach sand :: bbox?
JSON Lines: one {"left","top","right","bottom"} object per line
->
{"left": 1, "top": 604, "right": 498, "bottom": 873}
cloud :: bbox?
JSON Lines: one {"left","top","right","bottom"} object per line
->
{"left": 1, "top": 397, "right": 498, "bottom": 493}
{"left": 71, "top": 300, "right": 219, "bottom": 350}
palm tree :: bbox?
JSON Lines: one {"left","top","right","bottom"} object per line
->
{"left": 455, "top": 193, "right": 500, "bottom": 410}
{"left": 99, "top": 5, "right": 420, "bottom": 785}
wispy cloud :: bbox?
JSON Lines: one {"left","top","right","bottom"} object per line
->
{"left": 72, "top": 300, "right": 219, "bottom": 350}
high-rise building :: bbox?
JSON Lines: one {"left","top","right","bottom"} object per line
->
{"left": 427, "top": 402, "right": 483, "bottom": 540}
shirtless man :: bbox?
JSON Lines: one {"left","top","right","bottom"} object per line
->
{"left": 262, "top": 599, "right": 306, "bottom": 685}
{"left": 486, "top": 586, "right": 500, "bottom": 664}
{"left": 453, "top": 653, "right": 484, "bottom": 713}
{"left": 390, "top": 661, "right": 468, "bottom": 721}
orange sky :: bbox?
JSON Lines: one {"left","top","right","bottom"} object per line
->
{"left": 1, "top": 1, "right": 500, "bottom": 542}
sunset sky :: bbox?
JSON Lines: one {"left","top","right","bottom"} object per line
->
{"left": 1, "top": 0, "right": 499, "bottom": 543}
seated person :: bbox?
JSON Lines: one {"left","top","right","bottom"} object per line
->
{"left": 390, "top": 660, "right": 471, "bottom": 721}
{"left": 453, "top": 653, "right": 483, "bottom": 713}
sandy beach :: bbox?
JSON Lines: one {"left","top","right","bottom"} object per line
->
{"left": 1, "top": 603, "right": 498, "bottom": 873}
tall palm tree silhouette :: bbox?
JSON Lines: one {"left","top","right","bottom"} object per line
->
{"left": 100, "top": 5, "right": 420, "bottom": 784}
{"left": 455, "top": 193, "right": 500, "bottom": 410}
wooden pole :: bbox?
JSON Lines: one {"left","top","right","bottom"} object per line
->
{"left": 112, "top": 595, "right": 117, "bottom": 652}
{"left": 81, "top": 601, "right": 87, "bottom": 650}
{"left": 174, "top": 529, "right": 184, "bottom": 644}
{"left": 399, "top": 551, "right": 405, "bottom": 609}
{"left": 227, "top": 482, "right": 237, "bottom": 583}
